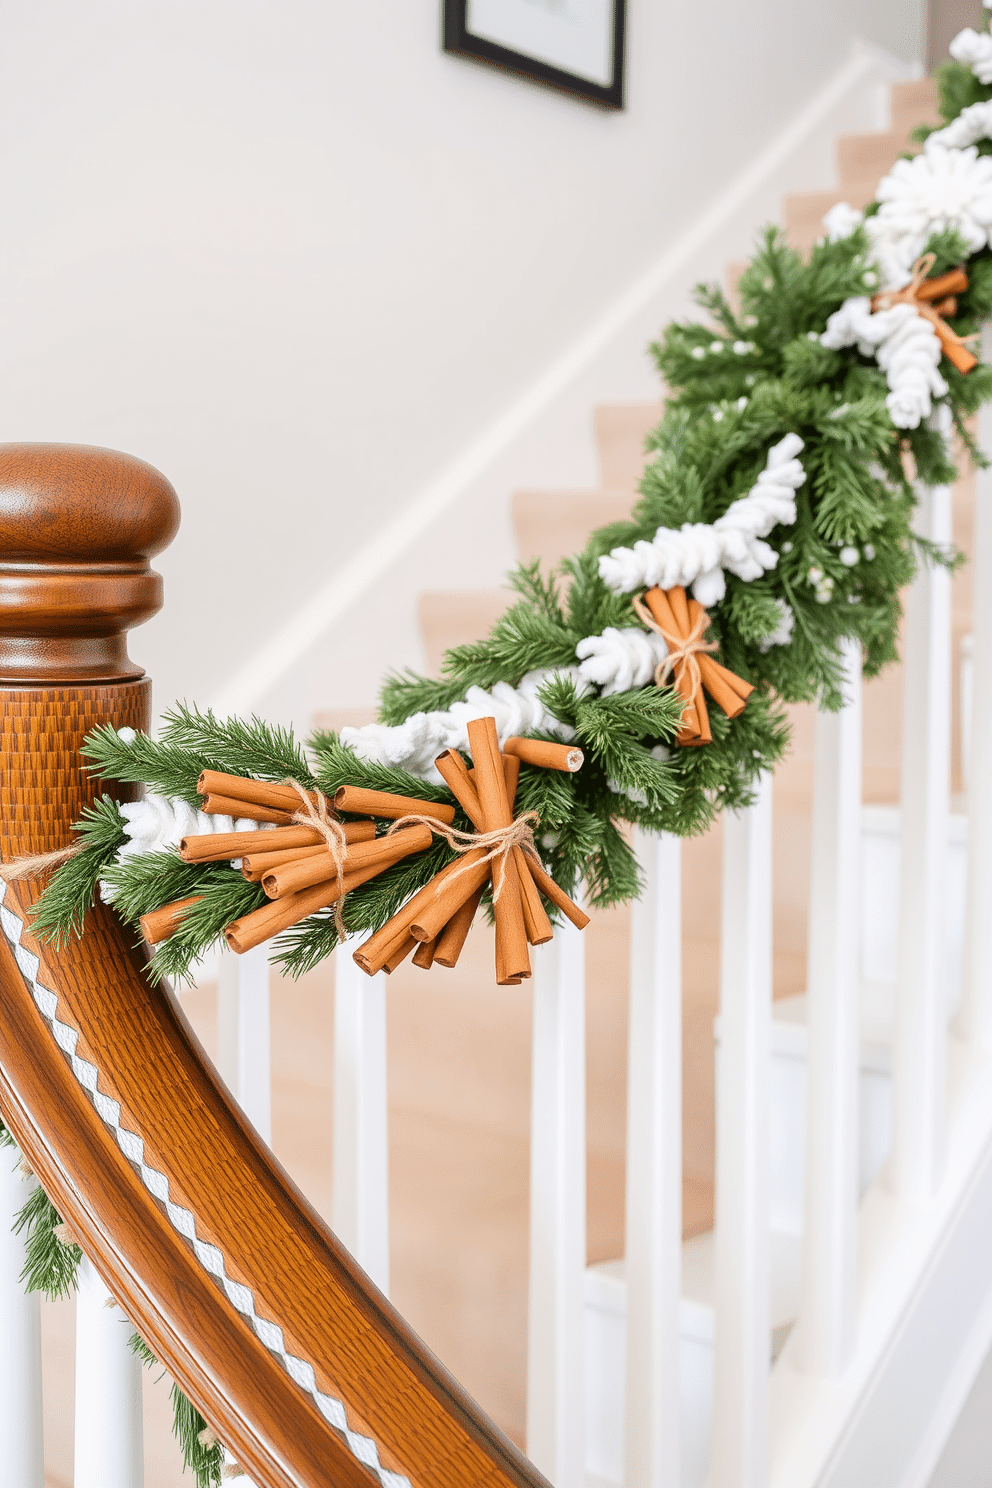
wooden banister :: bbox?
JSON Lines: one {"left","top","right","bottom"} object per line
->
{"left": 0, "top": 445, "right": 548, "bottom": 1488}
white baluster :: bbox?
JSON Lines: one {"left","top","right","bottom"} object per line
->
{"left": 624, "top": 830, "right": 682, "bottom": 1488}
{"left": 794, "top": 638, "right": 861, "bottom": 1374}
{"left": 891, "top": 409, "right": 952, "bottom": 1203}
{"left": 332, "top": 945, "right": 389, "bottom": 1295}
{"left": 710, "top": 774, "right": 772, "bottom": 1488}
{"left": 960, "top": 324, "right": 992, "bottom": 1047}
{"left": 0, "top": 1140, "right": 44, "bottom": 1488}
{"left": 217, "top": 943, "right": 272, "bottom": 1144}
{"left": 527, "top": 912, "right": 586, "bottom": 1487}
{"left": 74, "top": 1256, "right": 143, "bottom": 1488}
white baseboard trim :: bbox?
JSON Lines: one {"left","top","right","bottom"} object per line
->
{"left": 210, "top": 38, "right": 915, "bottom": 721}
{"left": 900, "top": 1284, "right": 992, "bottom": 1488}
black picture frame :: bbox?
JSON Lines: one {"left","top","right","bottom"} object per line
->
{"left": 442, "top": 0, "right": 626, "bottom": 111}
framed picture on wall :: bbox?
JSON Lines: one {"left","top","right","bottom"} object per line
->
{"left": 442, "top": 0, "right": 626, "bottom": 110}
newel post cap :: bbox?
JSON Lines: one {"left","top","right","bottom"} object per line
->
{"left": 0, "top": 444, "right": 181, "bottom": 683}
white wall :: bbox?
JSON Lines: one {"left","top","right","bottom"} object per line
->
{"left": 0, "top": 0, "right": 923, "bottom": 730}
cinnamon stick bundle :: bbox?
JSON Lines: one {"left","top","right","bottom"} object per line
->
{"left": 642, "top": 586, "right": 753, "bottom": 746}
{"left": 467, "top": 716, "right": 530, "bottom": 984}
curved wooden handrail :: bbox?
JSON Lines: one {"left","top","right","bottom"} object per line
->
{"left": 0, "top": 446, "right": 549, "bottom": 1488}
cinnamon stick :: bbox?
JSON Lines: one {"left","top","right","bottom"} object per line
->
{"left": 354, "top": 850, "right": 489, "bottom": 972}
{"left": 226, "top": 839, "right": 430, "bottom": 955}
{"left": 434, "top": 885, "right": 485, "bottom": 968}
{"left": 502, "top": 738, "right": 584, "bottom": 773}
{"left": 181, "top": 825, "right": 325, "bottom": 863}
{"left": 408, "top": 851, "right": 493, "bottom": 945}
{"left": 200, "top": 794, "right": 295, "bottom": 826}
{"left": 262, "top": 824, "right": 433, "bottom": 899}
{"left": 696, "top": 656, "right": 753, "bottom": 717}
{"left": 525, "top": 858, "right": 590, "bottom": 931}
{"left": 933, "top": 321, "right": 978, "bottom": 374}
{"left": 197, "top": 770, "right": 324, "bottom": 816}
{"left": 434, "top": 750, "right": 484, "bottom": 827}
{"left": 466, "top": 717, "right": 530, "bottom": 983}
{"left": 383, "top": 936, "right": 418, "bottom": 974}
{"left": 502, "top": 753, "right": 521, "bottom": 810}
{"left": 915, "top": 267, "right": 969, "bottom": 302}
{"left": 412, "top": 938, "right": 437, "bottom": 970}
{"left": 514, "top": 848, "right": 554, "bottom": 945}
{"left": 333, "top": 786, "right": 455, "bottom": 825}
{"left": 139, "top": 896, "right": 203, "bottom": 946}
{"left": 353, "top": 915, "right": 417, "bottom": 975}
{"left": 686, "top": 598, "right": 753, "bottom": 718}
{"left": 240, "top": 824, "right": 376, "bottom": 880}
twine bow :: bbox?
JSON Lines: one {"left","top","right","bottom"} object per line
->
{"left": 872, "top": 253, "right": 979, "bottom": 375}
{"left": 634, "top": 591, "right": 718, "bottom": 693}
{"left": 633, "top": 585, "right": 754, "bottom": 746}
{"left": 386, "top": 810, "right": 541, "bottom": 903}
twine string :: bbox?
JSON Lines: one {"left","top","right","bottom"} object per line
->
{"left": 632, "top": 591, "right": 718, "bottom": 706}
{"left": 0, "top": 840, "right": 87, "bottom": 883}
{"left": 283, "top": 780, "right": 350, "bottom": 937}
{"left": 873, "top": 252, "right": 979, "bottom": 352}
{"left": 386, "top": 811, "right": 541, "bottom": 903}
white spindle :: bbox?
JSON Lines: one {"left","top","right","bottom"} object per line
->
{"left": 217, "top": 943, "right": 272, "bottom": 1144}
{"left": 0, "top": 1141, "right": 44, "bottom": 1488}
{"left": 794, "top": 638, "right": 861, "bottom": 1374}
{"left": 710, "top": 774, "right": 772, "bottom": 1488}
{"left": 959, "top": 323, "right": 992, "bottom": 1047}
{"left": 891, "top": 409, "right": 952, "bottom": 1204}
{"left": 74, "top": 1256, "right": 143, "bottom": 1488}
{"left": 624, "top": 830, "right": 682, "bottom": 1488}
{"left": 526, "top": 912, "right": 586, "bottom": 1486}
{"left": 332, "top": 944, "right": 389, "bottom": 1295}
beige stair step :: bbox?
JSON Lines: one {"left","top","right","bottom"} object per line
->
{"left": 594, "top": 402, "right": 663, "bottom": 493}
{"left": 512, "top": 487, "right": 635, "bottom": 572}
{"left": 419, "top": 588, "right": 511, "bottom": 676}
{"left": 836, "top": 129, "right": 920, "bottom": 189}
{"left": 889, "top": 77, "right": 939, "bottom": 139}
{"left": 783, "top": 187, "right": 873, "bottom": 254}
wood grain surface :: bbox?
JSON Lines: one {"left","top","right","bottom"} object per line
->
{"left": 0, "top": 446, "right": 550, "bottom": 1488}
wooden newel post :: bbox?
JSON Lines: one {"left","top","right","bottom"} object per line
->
{"left": 0, "top": 443, "right": 179, "bottom": 861}
{"left": 0, "top": 444, "right": 178, "bottom": 1488}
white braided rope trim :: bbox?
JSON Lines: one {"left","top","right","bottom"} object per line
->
{"left": 0, "top": 882, "right": 411, "bottom": 1488}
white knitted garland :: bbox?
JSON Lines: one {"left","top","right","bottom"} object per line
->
{"left": 597, "top": 433, "right": 807, "bottom": 604}
{"left": 819, "top": 295, "right": 948, "bottom": 429}
{"left": 950, "top": 23, "right": 992, "bottom": 85}
{"left": 817, "top": 35, "right": 992, "bottom": 429}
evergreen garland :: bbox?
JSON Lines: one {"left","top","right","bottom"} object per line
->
{"left": 28, "top": 211, "right": 988, "bottom": 980}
